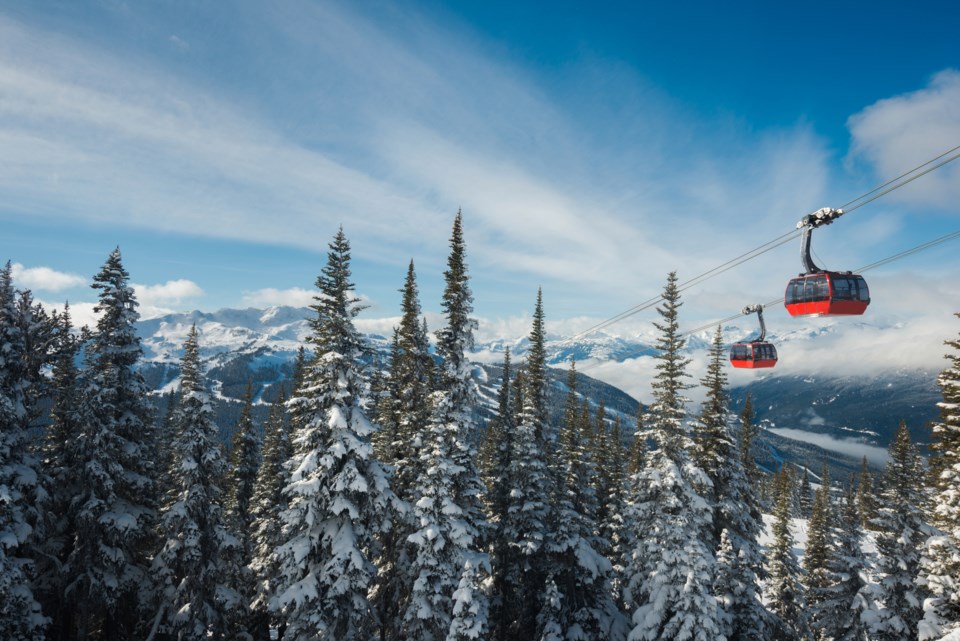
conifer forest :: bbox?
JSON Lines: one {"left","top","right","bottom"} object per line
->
{"left": 3, "top": 212, "right": 960, "bottom": 641}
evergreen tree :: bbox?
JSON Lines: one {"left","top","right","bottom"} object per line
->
{"left": 864, "top": 421, "right": 929, "bottom": 641}
{"left": 154, "top": 389, "right": 181, "bottom": 508}
{"left": 622, "top": 272, "right": 721, "bottom": 641}
{"left": 373, "top": 260, "right": 436, "bottom": 641}
{"left": 855, "top": 457, "right": 876, "bottom": 529}
{"left": 273, "top": 228, "right": 397, "bottom": 641}
{"left": 738, "top": 393, "right": 759, "bottom": 487}
{"left": 0, "top": 262, "right": 48, "bottom": 640}
{"left": 372, "top": 329, "right": 402, "bottom": 464}
{"left": 605, "top": 414, "right": 629, "bottom": 611}
{"left": 482, "top": 348, "right": 512, "bottom": 494}
{"left": 592, "top": 399, "right": 612, "bottom": 553}
{"left": 798, "top": 467, "right": 814, "bottom": 518}
{"left": 695, "top": 326, "right": 766, "bottom": 641}
{"left": 628, "top": 404, "right": 647, "bottom": 477}
{"left": 497, "top": 290, "right": 552, "bottom": 641}
{"left": 226, "top": 381, "right": 262, "bottom": 639}
{"left": 151, "top": 326, "right": 239, "bottom": 640}
{"left": 249, "top": 390, "right": 292, "bottom": 641}
{"left": 486, "top": 349, "right": 516, "bottom": 641}
{"left": 37, "top": 303, "right": 87, "bottom": 641}
{"left": 804, "top": 471, "right": 832, "bottom": 620}
{"left": 65, "top": 248, "right": 157, "bottom": 640}
{"left": 765, "top": 468, "right": 809, "bottom": 641}
{"left": 448, "top": 552, "right": 492, "bottom": 641}
{"left": 403, "top": 213, "right": 490, "bottom": 641}
{"left": 646, "top": 271, "right": 691, "bottom": 460}
{"left": 544, "top": 360, "right": 619, "bottom": 640}
{"left": 228, "top": 381, "right": 262, "bottom": 533}
{"left": 918, "top": 312, "right": 960, "bottom": 641}
{"left": 390, "top": 259, "right": 434, "bottom": 502}
{"left": 693, "top": 326, "right": 729, "bottom": 493}
{"left": 810, "top": 479, "right": 869, "bottom": 641}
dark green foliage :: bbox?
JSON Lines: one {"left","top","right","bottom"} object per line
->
{"left": 66, "top": 248, "right": 157, "bottom": 640}
{"left": 249, "top": 390, "right": 291, "bottom": 640}
{"left": 739, "top": 393, "right": 759, "bottom": 485}
{"left": 226, "top": 381, "right": 262, "bottom": 637}
{"left": 648, "top": 271, "right": 691, "bottom": 459}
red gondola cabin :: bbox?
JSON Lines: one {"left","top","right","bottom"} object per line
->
{"left": 784, "top": 271, "right": 870, "bottom": 317}
{"left": 729, "top": 341, "right": 778, "bottom": 369}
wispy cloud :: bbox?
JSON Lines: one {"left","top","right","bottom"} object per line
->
{"left": 847, "top": 69, "right": 960, "bottom": 210}
{"left": 0, "top": 5, "right": 836, "bottom": 317}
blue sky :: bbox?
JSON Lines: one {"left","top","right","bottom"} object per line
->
{"left": 2, "top": 0, "right": 960, "bottom": 367}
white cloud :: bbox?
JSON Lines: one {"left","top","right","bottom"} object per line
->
{"left": 10, "top": 262, "right": 86, "bottom": 292}
{"left": 133, "top": 279, "right": 204, "bottom": 307}
{"left": 241, "top": 287, "right": 316, "bottom": 308}
{"left": 36, "top": 299, "right": 99, "bottom": 331}
{"left": 768, "top": 428, "right": 890, "bottom": 465}
{"left": 847, "top": 69, "right": 960, "bottom": 209}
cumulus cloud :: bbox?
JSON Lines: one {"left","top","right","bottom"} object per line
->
{"left": 10, "top": 262, "right": 85, "bottom": 292}
{"left": 847, "top": 69, "right": 960, "bottom": 209}
{"left": 133, "top": 279, "right": 204, "bottom": 306}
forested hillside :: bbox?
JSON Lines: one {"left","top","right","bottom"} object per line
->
{"left": 2, "top": 216, "right": 959, "bottom": 640}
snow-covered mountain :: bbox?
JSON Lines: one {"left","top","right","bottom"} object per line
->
{"left": 135, "top": 306, "right": 940, "bottom": 460}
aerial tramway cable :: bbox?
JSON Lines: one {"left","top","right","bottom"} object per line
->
{"left": 559, "top": 143, "right": 960, "bottom": 347}
{"left": 578, "top": 226, "right": 960, "bottom": 373}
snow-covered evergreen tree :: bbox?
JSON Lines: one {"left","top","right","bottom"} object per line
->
{"left": 486, "top": 348, "right": 516, "bottom": 641}
{"left": 496, "top": 289, "right": 552, "bottom": 640}
{"left": 544, "top": 360, "right": 620, "bottom": 640}
{"left": 804, "top": 473, "right": 833, "bottom": 626}
{"left": 36, "top": 303, "right": 88, "bottom": 639}
{"left": 627, "top": 405, "right": 647, "bottom": 477}
{"left": 865, "top": 421, "right": 930, "bottom": 641}
{"left": 919, "top": 313, "right": 960, "bottom": 641}
{"left": 373, "top": 260, "right": 434, "bottom": 641}
{"left": 272, "top": 228, "right": 397, "bottom": 641}
{"left": 798, "top": 467, "right": 814, "bottom": 519}
{"left": 621, "top": 272, "right": 722, "bottom": 641}
{"left": 225, "top": 381, "right": 262, "bottom": 638}
{"left": 65, "top": 248, "right": 157, "bottom": 640}
{"left": 810, "top": 479, "right": 869, "bottom": 641}
{"left": 738, "top": 393, "right": 759, "bottom": 488}
{"left": 249, "top": 390, "right": 292, "bottom": 640}
{"left": 864, "top": 421, "right": 929, "bottom": 641}
{"left": 765, "top": 467, "right": 809, "bottom": 641}
{"left": 402, "top": 212, "right": 490, "bottom": 641}
{"left": 856, "top": 456, "right": 877, "bottom": 530}
{"left": 228, "top": 381, "right": 262, "bottom": 540}
{"left": 151, "top": 325, "right": 240, "bottom": 640}
{"left": 0, "top": 262, "right": 48, "bottom": 640}
{"left": 448, "top": 551, "right": 492, "bottom": 641}
{"left": 695, "top": 326, "right": 766, "bottom": 641}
